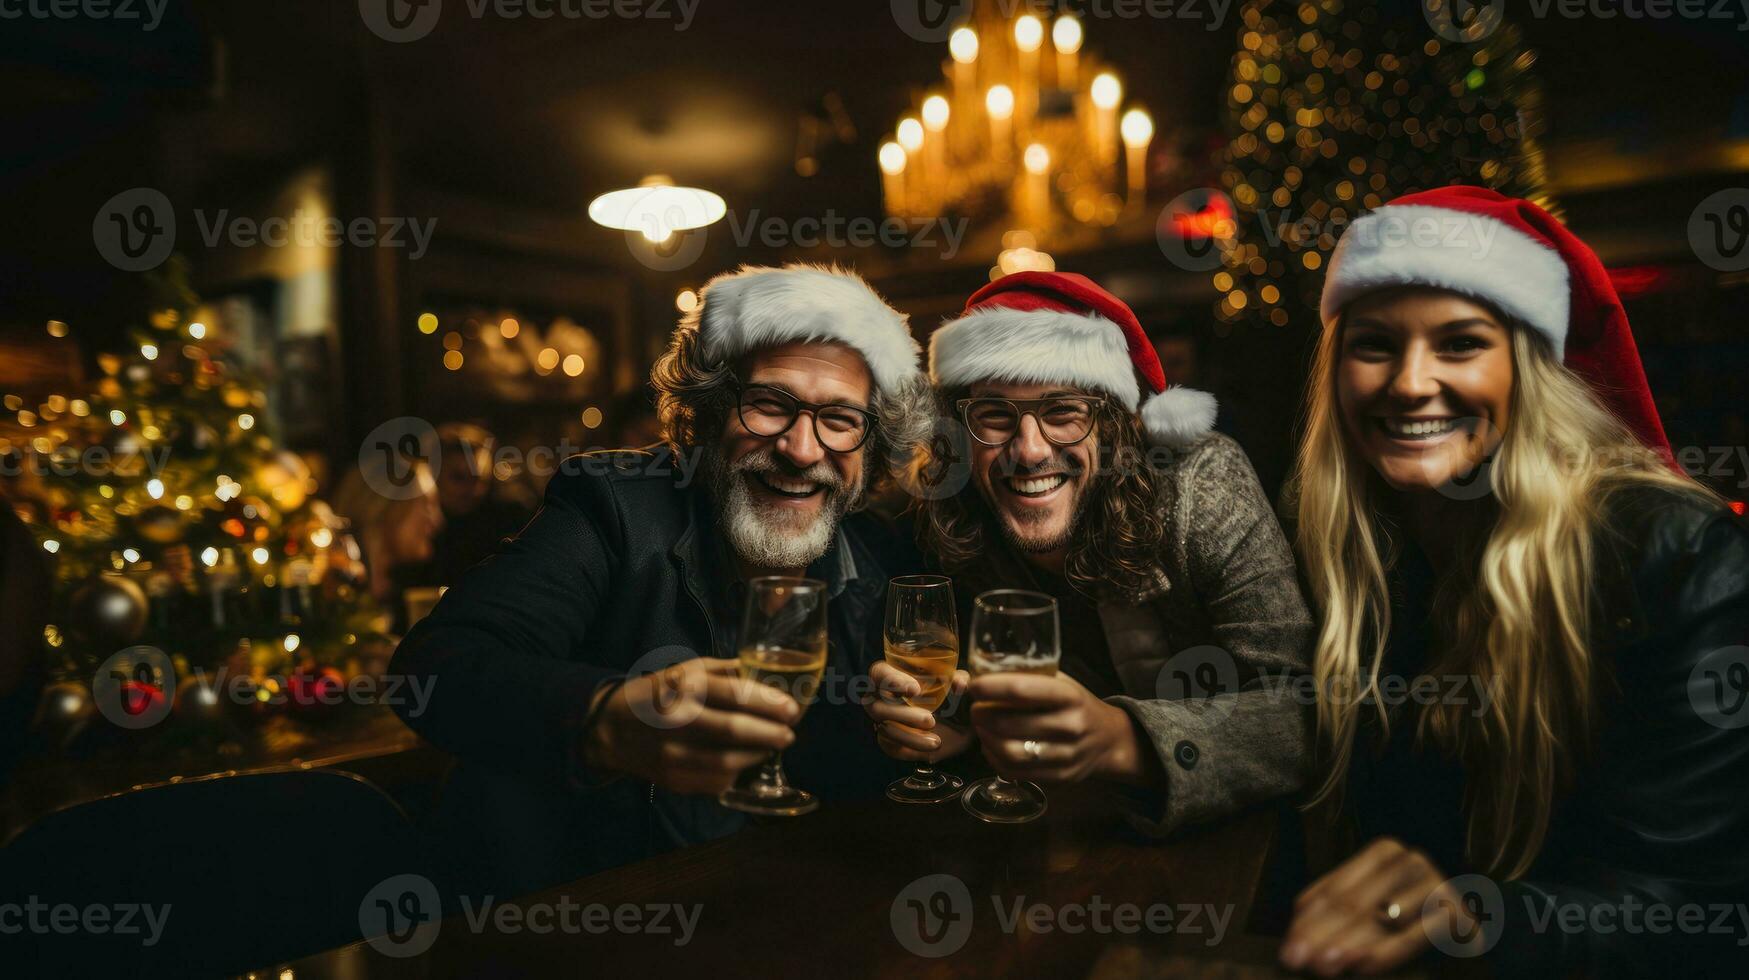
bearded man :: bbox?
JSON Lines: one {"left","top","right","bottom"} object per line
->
{"left": 393, "top": 264, "right": 932, "bottom": 889}
{"left": 864, "top": 271, "right": 1313, "bottom": 834}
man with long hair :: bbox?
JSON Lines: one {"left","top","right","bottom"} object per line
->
{"left": 393, "top": 264, "right": 933, "bottom": 889}
{"left": 865, "top": 271, "right": 1314, "bottom": 835}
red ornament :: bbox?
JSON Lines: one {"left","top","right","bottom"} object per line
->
{"left": 118, "top": 679, "right": 167, "bottom": 719}
{"left": 286, "top": 664, "right": 347, "bottom": 711}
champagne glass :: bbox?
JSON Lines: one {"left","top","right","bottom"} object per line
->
{"left": 961, "top": 589, "right": 1061, "bottom": 824}
{"left": 719, "top": 577, "right": 828, "bottom": 817}
{"left": 882, "top": 575, "right": 964, "bottom": 804}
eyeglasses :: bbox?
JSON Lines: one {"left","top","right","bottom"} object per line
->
{"left": 731, "top": 380, "right": 879, "bottom": 454}
{"left": 955, "top": 395, "right": 1105, "bottom": 448}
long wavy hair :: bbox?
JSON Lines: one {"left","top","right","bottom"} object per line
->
{"left": 1287, "top": 307, "right": 1705, "bottom": 879}
{"left": 914, "top": 388, "right": 1166, "bottom": 600}
{"left": 648, "top": 310, "right": 935, "bottom": 502}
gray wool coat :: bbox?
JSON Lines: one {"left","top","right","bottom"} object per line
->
{"left": 965, "top": 431, "right": 1316, "bottom": 836}
{"left": 1101, "top": 431, "right": 1315, "bottom": 835}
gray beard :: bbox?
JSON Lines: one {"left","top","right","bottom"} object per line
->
{"left": 708, "top": 446, "right": 864, "bottom": 571}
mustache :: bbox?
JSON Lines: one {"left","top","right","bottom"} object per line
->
{"left": 731, "top": 448, "right": 846, "bottom": 494}
{"left": 986, "top": 452, "right": 1088, "bottom": 482}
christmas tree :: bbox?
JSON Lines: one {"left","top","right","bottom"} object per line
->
{"left": 2, "top": 258, "right": 388, "bottom": 745}
{"left": 1210, "top": 0, "right": 1550, "bottom": 328}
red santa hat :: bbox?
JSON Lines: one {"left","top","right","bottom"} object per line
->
{"left": 928, "top": 271, "right": 1218, "bottom": 447}
{"left": 695, "top": 264, "right": 921, "bottom": 397}
{"left": 1320, "top": 185, "right": 1670, "bottom": 455}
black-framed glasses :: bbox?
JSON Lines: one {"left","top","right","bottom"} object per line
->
{"left": 731, "top": 380, "right": 879, "bottom": 454}
{"left": 955, "top": 395, "right": 1105, "bottom": 448}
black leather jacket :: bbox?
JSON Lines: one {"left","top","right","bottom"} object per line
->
{"left": 1349, "top": 484, "right": 1749, "bottom": 977}
{"left": 391, "top": 450, "right": 913, "bottom": 886}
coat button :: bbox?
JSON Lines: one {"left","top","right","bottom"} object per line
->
{"left": 1174, "top": 740, "right": 1199, "bottom": 769}
{"left": 1616, "top": 616, "right": 1633, "bottom": 631}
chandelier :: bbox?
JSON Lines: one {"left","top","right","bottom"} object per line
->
{"left": 878, "top": 6, "right": 1156, "bottom": 255}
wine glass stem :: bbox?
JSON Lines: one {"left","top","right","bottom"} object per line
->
{"left": 756, "top": 753, "right": 789, "bottom": 796}
{"left": 988, "top": 775, "right": 1022, "bottom": 804}
{"left": 909, "top": 764, "right": 943, "bottom": 789}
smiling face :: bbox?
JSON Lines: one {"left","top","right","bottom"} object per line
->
{"left": 712, "top": 340, "right": 872, "bottom": 572}
{"left": 963, "top": 380, "right": 1102, "bottom": 562}
{"left": 1336, "top": 288, "right": 1515, "bottom": 493}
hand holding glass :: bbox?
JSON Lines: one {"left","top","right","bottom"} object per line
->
{"left": 718, "top": 577, "right": 827, "bottom": 817}
{"left": 881, "top": 575, "right": 964, "bottom": 804}
{"left": 962, "top": 589, "right": 1061, "bottom": 824}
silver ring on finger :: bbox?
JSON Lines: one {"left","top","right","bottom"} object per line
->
{"left": 1022, "top": 738, "right": 1043, "bottom": 761}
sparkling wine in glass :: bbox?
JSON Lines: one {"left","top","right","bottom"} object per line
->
{"left": 719, "top": 577, "right": 827, "bottom": 817}
{"left": 882, "top": 574, "right": 963, "bottom": 804}
{"left": 961, "top": 589, "right": 1061, "bottom": 824}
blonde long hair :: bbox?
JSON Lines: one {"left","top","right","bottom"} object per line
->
{"left": 1289, "top": 313, "right": 1703, "bottom": 879}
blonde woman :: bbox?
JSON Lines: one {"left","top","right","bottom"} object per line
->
{"left": 1279, "top": 187, "right": 1749, "bottom": 976}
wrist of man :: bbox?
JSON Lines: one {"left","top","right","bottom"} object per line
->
{"left": 1094, "top": 700, "right": 1158, "bottom": 788}
{"left": 574, "top": 678, "right": 627, "bottom": 784}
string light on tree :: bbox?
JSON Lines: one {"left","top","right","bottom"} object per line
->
{"left": 1212, "top": 0, "right": 1550, "bottom": 328}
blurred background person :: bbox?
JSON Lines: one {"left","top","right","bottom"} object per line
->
{"left": 426, "top": 422, "right": 537, "bottom": 587}
{"left": 329, "top": 460, "right": 445, "bottom": 634}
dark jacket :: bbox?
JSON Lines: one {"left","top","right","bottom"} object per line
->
{"left": 390, "top": 450, "right": 914, "bottom": 889}
{"left": 1349, "top": 484, "right": 1749, "bottom": 977}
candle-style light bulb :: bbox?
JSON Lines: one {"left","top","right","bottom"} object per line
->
{"left": 949, "top": 26, "right": 978, "bottom": 63}
{"left": 879, "top": 142, "right": 907, "bottom": 175}
{"left": 922, "top": 95, "right": 950, "bottom": 131}
{"left": 1091, "top": 72, "right": 1122, "bottom": 109}
{"left": 986, "top": 85, "right": 1015, "bottom": 120}
{"left": 1052, "top": 15, "right": 1082, "bottom": 53}
{"left": 1121, "top": 108, "right": 1154, "bottom": 147}
{"left": 1014, "top": 14, "right": 1043, "bottom": 52}
{"left": 897, "top": 117, "right": 924, "bottom": 151}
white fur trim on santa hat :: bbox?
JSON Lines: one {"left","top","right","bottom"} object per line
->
{"left": 929, "top": 308, "right": 1143, "bottom": 409}
{"left": 697, "top": 264, "right": 920, "bottom": 395}
{"left": 1141, "top": 386, "right": 1218, "bottom": 448}
{"left": 1321, "top": 204, "right": 1571, "bottom": 357}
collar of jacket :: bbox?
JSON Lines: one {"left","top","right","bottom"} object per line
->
{"left": 987, "top": 523, "right": 1174, "bottom": 608}
{"left": 669, "top": 482, "right": 878, "bottom": 631}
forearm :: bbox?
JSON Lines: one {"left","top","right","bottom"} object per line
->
{"left": 391, "top": 618, "right": 620, "bottom": 770}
